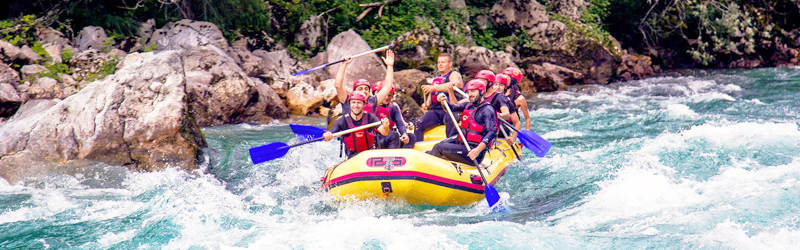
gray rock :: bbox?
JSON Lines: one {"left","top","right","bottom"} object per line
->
{"left": 0, "top": 63, "right": 20, "bottom": 86}
{"left": 36, "top": 27, "right": 72, "bottom": 47}
{"left": 0, "top": 83, "right": 22, "bottom": 117}
{"left": 28, "top": 77, "right": 60, "bottom": 99}
{"left": 454, "top": 45, "right": 519, "bottom": 78}
{"left": 75, "top": 26, "right": 110, "bottom": 52}
{"left": 20, "top": 64, "right": 48, "bottom": 82}
{"left": 0, "top": 40, "right": 21, "bottom": 61}
{"left": 296, "top": 15, "right": 324, "bottom": 49}
{"left": 325, "top": 30, "right": 387, "bottom": 90}
{"left": 18, "top": 45, "right": 43, "bottom": 63}
{"left": 148, "top": 19, "right": 227, "bottom": 51}
{"left": 183, "top": 46, "right": 288, "bottom": 125}
{"left": 42, "top": 43, "right": 63, "bottom": 64}
{"left": 0, "top": 51, "right": 206, "bottom": 184}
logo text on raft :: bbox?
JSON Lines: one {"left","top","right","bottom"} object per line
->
{"left": 366, "top": 157, "right": 406, "bottom": 171}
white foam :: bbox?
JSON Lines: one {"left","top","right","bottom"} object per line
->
{"left": 690, "top": 220, "right": 800, "bottom": 249}
{"left": 681, "top": 122, "right": 800, "bottom": 147}
{"left": 748, "top": 99, "right": 766, "bottom": 105}
{"left": 542, "top": 130, "right": 584, "bottom": 139}
{"left": 247, "top": 216, "right": 465, "bottom": 249}
{"left": 666, "top": 104, "right": 700, "bottom": 119}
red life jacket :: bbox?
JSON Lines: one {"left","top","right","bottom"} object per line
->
{"left": 366, "top": 103, "right": 395, "bottom": 129}
{"left": 342, "top": 115, "right": 375, "bottom": 153}
{"left": 430, "top": 75, "right": 448, "bottom": 105}
{"left": 459, "top": 102, "right": 489, "bottom": 144}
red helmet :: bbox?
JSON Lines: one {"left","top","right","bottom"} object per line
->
{"left": 353, "top": 79, "right": 371, "bottom": 91}
{"left": 372, "top": 81, "right": 395, "bottom": 93}
{"left": 431, "top": 77, "right": 445, "bottom": 86}
{"left": 495, "top": 73, "right": 511, "bottom": 86}
{"left": 502, "top": 67, "right": 523, "bottom": 83}
{"left": 465, "top": 79, "right": 486, "bottom": 92}
{"left": 371, "top": 81, "right": 383, "bottom": 92}
{"left": 349, "top": 90, "right": 367, "bottom": 102}
{"left": 474, "top": 70, "right": 495, "bottom": 83}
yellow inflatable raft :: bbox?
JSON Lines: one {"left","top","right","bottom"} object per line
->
{"left": 320, "top": 125, "right": 521, "bottom": 205}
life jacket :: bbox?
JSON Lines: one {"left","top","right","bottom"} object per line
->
{"left": 485, "top": 92, "right": 511, "bottom": 132}
{"left": 366, "top": 103, "right": 395, "bottom": 129}
{"left": 459, "top": 102, "right": 489, "bottom": 144}
{"left": 430, "top": 71, "right": 452, "bottom": 107}
{"left": 342, "top": 115, "right": 375, "bottom": 153}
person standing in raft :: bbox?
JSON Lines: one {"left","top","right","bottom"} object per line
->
{"left": 427, "top": 79, "right": 497, "bottom": 165}
{"left": 324, "top": 91, "right": 393, "bottom": 158}
{"left": 414, "top": 53, "right": 464, "bottom": 137}
{"left": 369, "top": 81, "right": 416, "bottom": 148}
{"left": 502, "top": 67, "right": 531, "bottom": 130}
{"left": 334, "top": 50, "right": 396, "bottom": 115}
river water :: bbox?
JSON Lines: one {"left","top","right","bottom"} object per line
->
{"left": 2, "top": 68, "right": 800, "bottom": 249}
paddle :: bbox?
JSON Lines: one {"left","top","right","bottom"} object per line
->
{"left": 292, "top": 45, "right": 391, "bottom": 76}
{"left": 499, "top": 119, "right": 551, "bottom": 157}
{"left": 249, "top": 121, "right": 382, "bottom": 164}
{"left": 290, "top": 123, "right": 325, "bottom": 142}
{"left": 499, "top": 125, "right": 521, "bottom": 160}
{"left": 441, "top": 99, "right": 501, "bottom": 208}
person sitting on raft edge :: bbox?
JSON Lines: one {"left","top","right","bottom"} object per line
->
{"left": 427, "top": 79, "right": 497, "bottom": 165}
{"left": 323, "top": 90, "right": 392, "bottom": 158}
{"left": 415, "top": 53, "right": 464, "bottom": 138}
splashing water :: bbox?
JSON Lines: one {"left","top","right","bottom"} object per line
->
{"left": 3, "top": 68, "right": 800, "bottom": 249}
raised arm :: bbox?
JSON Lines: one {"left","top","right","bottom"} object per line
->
{"left": 334, "top": 57, "right": 354, "bottom": 103}
{"left": 516, "top": 95, "right": 530, "bottom": 130}
{"left": 375, "top": 50, "right": 395, "bottom": 104}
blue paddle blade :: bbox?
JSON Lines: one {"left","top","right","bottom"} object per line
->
{"left": 485, "top": 183, "right": 501, "bottom": 207}
{"left": 518, "top": 130, "right": 552, "bottom": 157}
{"left": 291, "top": 63, "right": 329, "bottom": 76}
{"left": 249, "top": 141, "right": 291, "bottom": 164}
{"left": 290, "top": 124, "right": 325, "bottom": 142}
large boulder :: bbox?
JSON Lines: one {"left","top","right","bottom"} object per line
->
{"left": 0, "top": 51, "right": 207, "bottom": 184}
{"left": 390, "top": 27, "right": 453, "bottom": 70}
{"left": 393, "top": 69, "right": 430, "bottom": 105}
{"left": 147, "top": 20, "right": 228, "bottom": 51}
{"left": 324, "top": 30, "right": 387, "bottom": 90}
{"left": 285, "top": 82, "right": 324, "bottom": 115}
{"left": 296, "top": 15, "right": 325, "bottom": 50}
{"left": 182, "top": 46, "right": 289, "bottom": 126}
{"left": 75, "top": 26, "right": 110, "bottom": 52}
{"left": 453, "top": 45, "right": 519, "bottom": 78}
{"left": 254, "top": 49, "right": 305, "bottom": 84}
{"left": 490, "top": 0, "right": 622, "bottom": 86}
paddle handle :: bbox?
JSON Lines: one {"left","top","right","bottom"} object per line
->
{"left": 288, "top": 121, "right": 382, "bottom": 148}
{"left": 325, "top": 45, "right": 390, "bottom": 66}
{"left": 332, "top": 121, "right": 382, "bottom": 137}
{"left": 349, "top": 45, "right": 391, "bottom": 59}
{"left": 500, "top": 125, "right": 521, "bottom": 160}
{"left": 499, "top": 119, "right": 519, "bottom": 132}
{"left": 442, "top": 101, "right": 472, "bottom": 152}
{"left": 453, "top": 86, "right": 467, "bottom": 97}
